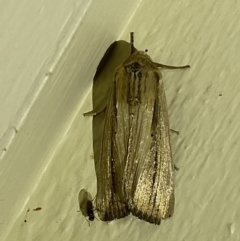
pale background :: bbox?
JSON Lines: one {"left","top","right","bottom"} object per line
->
{"left": 0, "top": 0, "right": 239, "bottom": 241}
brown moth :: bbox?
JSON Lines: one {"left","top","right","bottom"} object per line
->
{"left": 91, "top": 32, "right": 189, "bottom": 225}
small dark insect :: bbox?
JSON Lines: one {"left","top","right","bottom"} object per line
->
{"left": 78, "top": 189, "right": 96, "bottom": 226}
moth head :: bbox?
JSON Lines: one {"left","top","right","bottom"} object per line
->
{"left": 129, "top": 50, "right": 153, "bottom": 64}
{"left": 132, "top": 50, "right": 149, "bottom": 56}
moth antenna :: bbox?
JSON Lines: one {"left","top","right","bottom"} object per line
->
{"left": 130, "top": 32, "right": 134, "bottom": 54}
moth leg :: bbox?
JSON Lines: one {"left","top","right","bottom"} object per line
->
{"left": 170, "top": 129, "right": 179, "bottom": 135}
{"left": 170, "top": 130, "right": 179, "bottom": 170}
{"left": 83, "top": 217, "right": 90, "bottom": 227}
{"left": 170, "top": 129, "right": 179, "bottom": 170}
{"left": 174, "top": 165, "right": 179, "bottom": 171}
{"left": 154, "top": 63, "right": 190, "bottom": 69}
{"left": 83, "top": 106, "right": 107, "bottom": 116}
{"left": 92, "top": 194, "right": 97, "bottom": 202}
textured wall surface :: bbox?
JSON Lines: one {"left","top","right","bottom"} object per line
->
{"left": 2, "top": 0, "right": 240, "bottom": 240}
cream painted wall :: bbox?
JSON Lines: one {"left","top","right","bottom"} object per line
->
{"left": 1, "top": 0, "right": 240, "bottom": 240}
{"left": 0, "top": 0, "right": 89, "bottom": 151}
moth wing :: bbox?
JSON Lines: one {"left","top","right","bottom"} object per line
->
{"left": 123, "top": 69, "right": 174, "bottom": 225}
{"left": 96, "top": 74, "right": 129, "bottom": 221}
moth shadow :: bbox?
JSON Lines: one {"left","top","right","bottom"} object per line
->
{"left": 92, "top": 40, "right": 134, "bottom": 172}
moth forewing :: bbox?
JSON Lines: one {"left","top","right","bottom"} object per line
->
{"left": 115, "top": 51, "right": 174, "bottom": 225}
{"left": 95, "top": 83, "right": 130, "bottom": 221}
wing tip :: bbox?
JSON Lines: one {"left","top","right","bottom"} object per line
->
{"left": 97, "top": 205, "right": 130, "bottom": 221}
{"left": 131, "top": 208, "right": 161, "bottom": 225}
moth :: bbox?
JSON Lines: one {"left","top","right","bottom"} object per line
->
{"left": 78, "top": 189, "right": 96, "bottom": 225}
{"left": 91, "top": 32, "right": 190, "bottom": 225}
